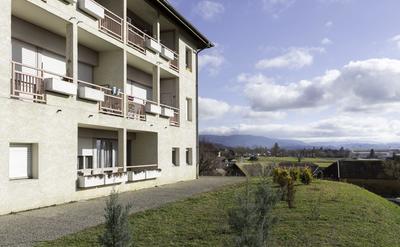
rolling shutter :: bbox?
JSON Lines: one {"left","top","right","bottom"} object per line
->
{"left": 9, "top": 144, "right": 32, "bottom": 179}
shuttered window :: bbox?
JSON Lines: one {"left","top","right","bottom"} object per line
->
{"left": 9, "top": 144, "right": 32, "bottom": 179}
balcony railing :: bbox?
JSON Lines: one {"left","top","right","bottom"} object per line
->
{"left": 126, "top": 95, "right": 146, "bottom": 121}
{"left": 169, "top": 49, "right": 179, "bottom": 72}
{"left": 127, "top": 22, "right": 147, "bottom": 53}
{"left": 99, "top": 7, "right": 124, "bottom": 42}
{"left": 78, "top": 80, "right": 124, "bottom": 117}
{"left": 10, "top": 61, "right": 74, "bottom": 103}
{"left": 161, "top": 104, "right": 180, "bottom": 127}
{"left": 127, "top": 23, "right": 180, "bottom": 71}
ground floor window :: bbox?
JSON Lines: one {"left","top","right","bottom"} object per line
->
{"left": 78, "top": 156, "right": 93, "bottom": 170}
{"left": 172, "top": 148, "right": 180, "bottom": 166}
{"left": 9, "top": 143, "right": 33, "bottom": 180}
{"left": 96, "top": 139, "right": 118, "bottom": 168}
{"left": 186, "top": 148, "right": 193, "bottom": 165}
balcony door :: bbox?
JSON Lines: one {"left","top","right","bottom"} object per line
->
{"left": 12, "top": 39, "right": 38, "bottom": 75}
{"left": 126, "top": 80, "right": 152, "bottom": 100}
{"left": 96, "top": 139, "right": 118, "bottom": 169}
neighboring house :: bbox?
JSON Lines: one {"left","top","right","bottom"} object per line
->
{"left": 350, "top": 150, "right": 396, "bottom": 159}
{"left": 0, "top": 0, "right": 212, "bottom": 215}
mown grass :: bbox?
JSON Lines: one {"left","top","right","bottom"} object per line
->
{"left": 240, "top": 156, "right": 337, "bottom": 168}
{"left": 37, "top": 180, "right": 400, "bottom": 247}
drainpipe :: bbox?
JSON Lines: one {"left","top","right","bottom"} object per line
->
{"left": 336, "top": 160, "right": 341, "bottom": 180}
{"left": 196, "top": 47, "right": 207, "bottom": 179}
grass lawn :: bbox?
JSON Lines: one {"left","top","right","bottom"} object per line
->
{"left": 37, "top": 180, "right": 400, "bottom": 247}
{"left": 241, "top": 156, "right": 337, "bottom": 168}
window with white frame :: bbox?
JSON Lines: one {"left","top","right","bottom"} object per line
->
{"left": 186, "top": 98, "right": 193, "bottom": 122}
{"left": 172, "top": 147, "right": 180, "bottom": 166}
{"left": 186, "top": 148, "right": 193, "bottom": 165}
{"left": 9, "top": 143, "right": 34, "bottom": 180}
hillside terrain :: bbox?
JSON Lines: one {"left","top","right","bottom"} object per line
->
{"left": 37, "top": 180, "right": 400, "bottom": 247}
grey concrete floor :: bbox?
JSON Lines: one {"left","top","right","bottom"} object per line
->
{"left": 0, "top": 176, "right": 245, "bottom": 247}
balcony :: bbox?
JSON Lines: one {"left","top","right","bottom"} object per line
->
{"left": 160, "top": 104, "right": 180, "bottom": 127}
{"left": 127, "top": 23, "right": 180, "bottom": 72}
{"left": 77, "top": 80, "right": 124, "bottom": 117}
{"left": 98, "top": 7, "right": 124, "bottom": 42}
{"left": 11, "top": 61, "right": 74, "bottom": 103}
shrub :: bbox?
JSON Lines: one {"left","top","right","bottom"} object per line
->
{"left": 300, "top": 167, "right": 313, "bottom": 185}
{"left": 99, "top": 190, "right": 133, "bottom": 247}
{"left": 229, "top": 178, "right": 280, "bottom": 247}
{"left": 289, "top": 168, "right": 300, "bottom": 182}
{"left": 277, "top": 169, "right": 290, "bottom": 188}
{"left": 272, "top": 167, "right": 281, "bottom": 183}
{"left": 286, "top": 177, "right": 296, "bottom": 209}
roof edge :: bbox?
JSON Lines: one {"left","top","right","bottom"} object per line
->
{"left": 156, "top": 0, "right": 214, "bottom": 50}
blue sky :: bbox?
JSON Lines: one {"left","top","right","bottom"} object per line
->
{"left": 169, "top": 0, "right": 400, "bottom": 143}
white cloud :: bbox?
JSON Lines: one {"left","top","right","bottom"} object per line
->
{"left": 199, "top": 97, "right": 230, "bottom": 120}
{"left": 199, "top": 97, "right": 286, "bottom": 122}
{"left": 199, "top": 45, "right": 225, "bottom": 75}
{"left": 241, "top": 58, "right": 400, "bottom": 112}
{"left": 262, "top": 0, "right": 296, "bottom": 17}
{"left": 325, "top": 21, "right": 333, "bottom": 28}
{"left": 389, "top": 34, "right": 400, "bottom": 49}
{"left": 321, "top": 38, "right": 333, "bottom": 45}
{"left": 200, "top": 115, "right": 400, "bottom": 143}
{"left": 194, "top": 1, "right": 225, "bottom": 20}
{"left": 255, "top": 47, "right": 324, "bottom": 70}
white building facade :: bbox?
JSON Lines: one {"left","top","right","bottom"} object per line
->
{"left": 0, "top": 0, "right": 212, "bottom": 215}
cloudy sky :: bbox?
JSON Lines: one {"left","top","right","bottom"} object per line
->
{"left": 169, "top": 0, "right": 400, "bottom": 143}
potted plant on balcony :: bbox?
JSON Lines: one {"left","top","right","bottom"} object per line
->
{"left": 104, "top": 172, "right": 128, "bottom": 185}
{"left": 127, "top": 170, "right": 146, "bottom": 182}
{"left": 78, "top": 173, "right": 105, "bottom": 188}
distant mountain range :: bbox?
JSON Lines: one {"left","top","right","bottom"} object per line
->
{"left": 200, "top": 135, "right": 400, "bottom": 150}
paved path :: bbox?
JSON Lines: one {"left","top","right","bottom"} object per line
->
{"left": 0, "top": 177, "right": 245, "bottom": 247}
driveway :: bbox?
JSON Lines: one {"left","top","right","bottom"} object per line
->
{"left": 0, "top": 176, "right": 245, "bottom": 247}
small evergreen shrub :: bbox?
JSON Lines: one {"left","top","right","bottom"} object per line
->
{"left": 99, "top": 190, "right": 133, "bottom": 247}
{"left": 272, "top": 167, "right": 281, "bottom": 183}
{"left": 300, "top": 167, "right": 313, "bottom": 185}
{"left": 229, "top": 178, "right": 280, "bottom": 247}
{"left": 286, "top": 177, "right": 296, "bottom": 209}
{"left": 289, "top": 168, "right": 300, "bottom": 182}
{"left": 277, "top": 169, "right": 290, "bottom": 188}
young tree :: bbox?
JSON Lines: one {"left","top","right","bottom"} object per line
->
{"left": 368, "top": 149, "right": 376, "bottom": 159}
{"left": 229, "top": 178, "right": 280, "bottom": 247}
{"left": 99, "top": 190, "right": 133, "bottom": 247}
{"left": 271, "top": 143, "right": 280, "bottom": 157}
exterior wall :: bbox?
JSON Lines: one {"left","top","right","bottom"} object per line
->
{"left": 0, "top": 0, "right": 202, "bottom": 215}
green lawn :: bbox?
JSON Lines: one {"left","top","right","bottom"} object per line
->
{"left": 37, "top": 180, "right": 400, "bottom": 247}
{"left": 242, "top": 156, "right": 337, "bottom": 168}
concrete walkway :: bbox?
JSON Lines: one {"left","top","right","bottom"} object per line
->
{"left": 0, "top": 177, "right": 244, "bottom": 247}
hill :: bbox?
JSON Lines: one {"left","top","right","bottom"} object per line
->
{"left": 200, "top": 134, "right": 308, "bottom": 149}
{"left": 38, "top": 180, "right": 400, "bottom": 247}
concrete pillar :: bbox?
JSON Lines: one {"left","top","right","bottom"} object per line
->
{"left": 123, "top": 0, "right": 127, "bottom": 45}
{"left": 118, "top": 128, "right": 127, "bottom": 172}
{"left": 66, "top": 19, "right": 78, "bottom": 84}
{"left": 0, "top": 0, "right": 12, "bottom": 98}
{"left": 153, "top": 13, "right": 160, "bottom": 42}
{"left": 152, "top": 65, "right": 160, "bottom": 103}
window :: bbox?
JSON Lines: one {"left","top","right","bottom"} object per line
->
{"left": 185, "top": 47, "right": 192, "bottom": 71}
{"left": 78, "top": 155, "right": 93, "bottom": 170}
{"left": 186, "top": 98, "right": 193, "bottom": 121}
{"left": 172, "top": 148, "right": 180, "bottom": 166}
{"left": 96, "top": 139, "right": 118, "bottom": 168}
{"left": 9, "top": 144, "right": 34, "bottom": 180}
{"left": 186, "top": 148, "right": 193, "bottom": 165}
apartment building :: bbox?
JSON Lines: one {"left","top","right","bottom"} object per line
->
{"left": 0, "top": 0, "right": 212, "bottom": 215}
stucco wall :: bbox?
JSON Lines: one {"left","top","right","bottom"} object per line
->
{"left": 0, "top": 0, "right": 200, "bottom": 215}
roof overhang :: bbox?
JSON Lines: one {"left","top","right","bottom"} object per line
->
{"left": 147, "top": 0, "right": 214, "bottom": 50}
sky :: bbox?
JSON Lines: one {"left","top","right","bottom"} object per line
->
{"left": 168, "top": 0, "right": 400, "bottom": 144}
